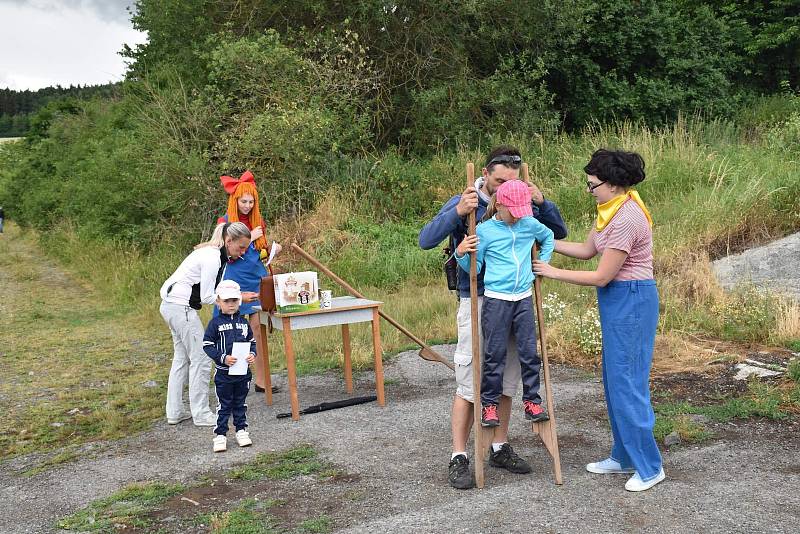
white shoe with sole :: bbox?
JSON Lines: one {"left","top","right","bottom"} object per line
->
{"left": 625, "top": 469, "right": 666, "bottom": 492}
{"left": 194, "top": 415, "right": 217, "bottom": 427}
{"left": 586, "top": 458, "right": 636, "bottom": 474}
{"left": 167, "top": 412, "right": 192, "bottom": 425}
{"left": 235, "top": 429, "right": 252, "bottom": 447}
{"left": 213, "top": 434, "right": 227, "bottom": 453}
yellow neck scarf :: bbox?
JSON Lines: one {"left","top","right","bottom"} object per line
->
{"left": 595, "top": 190, "right": 653, "bottom": 231}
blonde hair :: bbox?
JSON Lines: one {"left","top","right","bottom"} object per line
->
{"left": 195, "top": 222, "right": 251, "bottom": 249}
{"left": 482, "top": 194, "right": 498, "bottom": 222}
{"left": 225, "top": 181, "right": 268, "bottom": 251}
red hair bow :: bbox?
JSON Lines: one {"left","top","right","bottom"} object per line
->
{"left": 220, "top": 170, "right": 255, "bottom": 195}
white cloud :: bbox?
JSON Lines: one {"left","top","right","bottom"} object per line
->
{"left": 0, "top": 1, "right": 147, "bottom": 90}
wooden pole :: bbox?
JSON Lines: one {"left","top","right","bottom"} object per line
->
{"left": 291, "top": 243, "right": 454, "bottom": 371}
{"left": 466, "top": 162, "right": 485, "bottom": 488}
{"left": 523, "top": 162, "right": 563, "bottom": 485}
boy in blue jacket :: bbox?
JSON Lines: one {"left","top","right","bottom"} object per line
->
{"left": 456, "top": 180, "right": 554, "bottom": 427}
{"left": 202, "top": 280, "right": 256, "bottom": 452}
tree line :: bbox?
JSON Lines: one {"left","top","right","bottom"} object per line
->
{"left": 0, "top": 0, "right": 798, "bottom": 248}
{"left": 0, "top": 84, "right": 118, "bottom": 137}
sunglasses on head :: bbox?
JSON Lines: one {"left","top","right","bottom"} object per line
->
{"left": 487, "top": 154, "right": 522, "bottom": 167}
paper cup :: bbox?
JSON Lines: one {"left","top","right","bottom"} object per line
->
{"left": 319, "top": 290, "right": 332, "bottom": 308}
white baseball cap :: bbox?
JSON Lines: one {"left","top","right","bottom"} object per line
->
{"left": 215, "top": 280, "right": 242, "bottom": 300}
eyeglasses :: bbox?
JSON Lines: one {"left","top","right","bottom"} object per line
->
{"left": 586, "top": 180, "right": 606, "bottom": 192}
{"left": 487, "top": 154, "right": 522, "bottom": 167}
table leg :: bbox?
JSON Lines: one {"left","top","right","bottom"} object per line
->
{"left": 258, "top": 318, "right": 273, "bottom": 405}
{"left": 282, "top": 317, "right": 300, "bottom": 421}
{"left": 342, "top": 324, "right": 353, "bottom": 393}
{"left": 371, "top": 308, "right": 385, "bottom": 406}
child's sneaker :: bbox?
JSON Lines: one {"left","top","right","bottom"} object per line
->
{"left": 235, "top": 429, "right": 252, "bottom": 447}
{"left": 523, "top": 400, "right": 549, "bottom": 422}
{"left": 481, "top": 404, "right": 500, "bottom": 427}
{"left": 213, "top": 434, "right": 227, "bottom": 453}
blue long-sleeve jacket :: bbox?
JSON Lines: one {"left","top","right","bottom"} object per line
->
{"left": 455, "top": 217, "right": 553, "bottom": 299}
{"left": 202, "top": 312, "right": 256, "bottom": 375}
{"left": 418, "top": 180, "right": 567, "bottom": 297}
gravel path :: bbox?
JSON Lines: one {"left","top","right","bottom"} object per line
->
{"left": 1, "top": 345, "right": 799, "bottom": 533}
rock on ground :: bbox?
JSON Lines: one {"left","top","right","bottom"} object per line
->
{"left": 713, "top": 232, "right": 800, "bottom": 299}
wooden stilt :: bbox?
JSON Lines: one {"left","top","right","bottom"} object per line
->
{"left": 466, "top": 162, "right": 486, "bottom": 488}
{"left": 524, "top": 163, "right": 563, "bottom": 485}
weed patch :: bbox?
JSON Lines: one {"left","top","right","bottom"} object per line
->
{"left": 194, "top": 499, "right": 277, "bottom": 534}
{"left": 229, "top": 444, "right": 328, "bottom": 481}
{"left": 57, "top": 482, "right": 185, "bottom": 531}
{"left": 57, "top": 444, "right": 346, "bottom": 533}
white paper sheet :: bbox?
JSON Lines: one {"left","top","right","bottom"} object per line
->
{"left": 264, "top": 241, "right": 279, "bottom": 266}
{"left": 228, "top": 342, "right": 250, "bottom": 375}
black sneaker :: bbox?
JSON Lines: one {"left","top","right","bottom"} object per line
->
{"left": 488, "top": 443, "right": 532, "bottom": 474}
{"left": 254, "top": 384, "right": 280, "bottom": 393}
{"left": 448, "top": 454, "right": 476, "bottom": 489}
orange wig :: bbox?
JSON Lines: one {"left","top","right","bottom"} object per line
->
{"left": 225, "top": 181, "right": 268, "bottom": 252}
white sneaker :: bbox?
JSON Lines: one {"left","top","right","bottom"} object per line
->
{"left": 586, "top": 458, "right": 636, "bottom": 474}
{"left": 625, "top": 469, "right": 666, "bottom": 492}
{"left": 194, "top": 415, "right": 217, "bottom": 427}
{"left": 235, "top": 429, "right": 252, "bottom": 447}
{"left": 213, "top": 434, "right": 227, "bottom": 453}
{"left": 167, "top": 412, "right": 192, "bottom": 425}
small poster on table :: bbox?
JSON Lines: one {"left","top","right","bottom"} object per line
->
{"left": 273, "top": 271, "right": 320, "bottom": 313}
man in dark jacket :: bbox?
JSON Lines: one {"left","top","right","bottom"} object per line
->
{"left": 418, "top": 145, "right": 567, "bottom": 489}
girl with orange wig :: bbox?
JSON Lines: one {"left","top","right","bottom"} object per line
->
{"left": 216, "top": 171, "right": 282, "bottom": 393}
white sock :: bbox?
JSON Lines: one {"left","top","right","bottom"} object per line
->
{"left": 451, "top": 451, "right": 468, "bottom": 460}
{"left": 492, "top": 442, "right": 507, "bottom": 452}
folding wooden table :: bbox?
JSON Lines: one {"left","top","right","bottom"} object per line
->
{"left": 257, "top": 296, "right": 385, "bottom": 421}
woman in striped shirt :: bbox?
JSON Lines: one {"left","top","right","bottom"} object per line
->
{"left": 533, "top": 149, "right": 664, "bottom": 492}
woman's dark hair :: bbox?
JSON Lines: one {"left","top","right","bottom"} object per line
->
{"left": 583, "top": 149, "right": 646, "bottom": 187}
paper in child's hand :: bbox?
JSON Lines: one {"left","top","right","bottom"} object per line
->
{"left": 229, "top": 342, "right": 250, "bottom": 375}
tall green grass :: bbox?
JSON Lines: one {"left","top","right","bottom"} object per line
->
{"left": 27, "top": 115, "right": 800, "bottom": 362}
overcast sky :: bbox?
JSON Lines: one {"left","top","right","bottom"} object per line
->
{"left": 0, "top": 0, "right": 148, "bottom": 91}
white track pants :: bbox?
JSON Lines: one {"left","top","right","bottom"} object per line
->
{"left": 160, "top": 301, "right": 215, "bottom": 423}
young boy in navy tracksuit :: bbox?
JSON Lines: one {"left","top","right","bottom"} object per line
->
{"left": 203, "top": 280, "right": 256, "bottom": 452}
{"left": 456, "top": 180, "right": 554, "bottom": 427}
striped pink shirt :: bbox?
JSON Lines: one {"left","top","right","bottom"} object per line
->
{"left": 591, "top": 199, "right": 653, "bottom": 280}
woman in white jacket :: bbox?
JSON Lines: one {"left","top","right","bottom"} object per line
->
{"left": 159, "top": 222, "right": 254, "bottom": 426}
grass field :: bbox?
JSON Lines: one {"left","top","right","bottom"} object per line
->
{"left": 2, "top": 117, "right": 799, "bottom": 463}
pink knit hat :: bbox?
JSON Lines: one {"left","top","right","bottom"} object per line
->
{"left": 496, "top": 180, "right": 533, "bottom": 218}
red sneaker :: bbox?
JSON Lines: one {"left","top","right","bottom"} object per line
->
{"left": 524, "top": 401, "right": 549, "bottom": 422}
{"left": 481, "top": 404, "right": 500, "bottom": 427}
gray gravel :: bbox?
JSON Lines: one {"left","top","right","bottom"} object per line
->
{"left": 1, "top": 344, "right": 799, "bottom": 533}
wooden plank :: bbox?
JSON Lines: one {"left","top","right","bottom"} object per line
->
{"left": 372, "top": 308, "right": 385, "bottom": 406}
{"left": 282, "top": 316, "right": 300, "bottom": 421}
{"left": 525, "top": 162, "right": 563, "bottom": 485}
{"left": 258, "top": 319, "right": 273, "bottom": 405}
{"left": 466, "top": 161, "right": 485, "bottom": 489}
{"left": 342, "top": 324, "right": 353, "bottom": 393}
{"left": 273, "top": 298, "right": 381, "bottom": 317}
